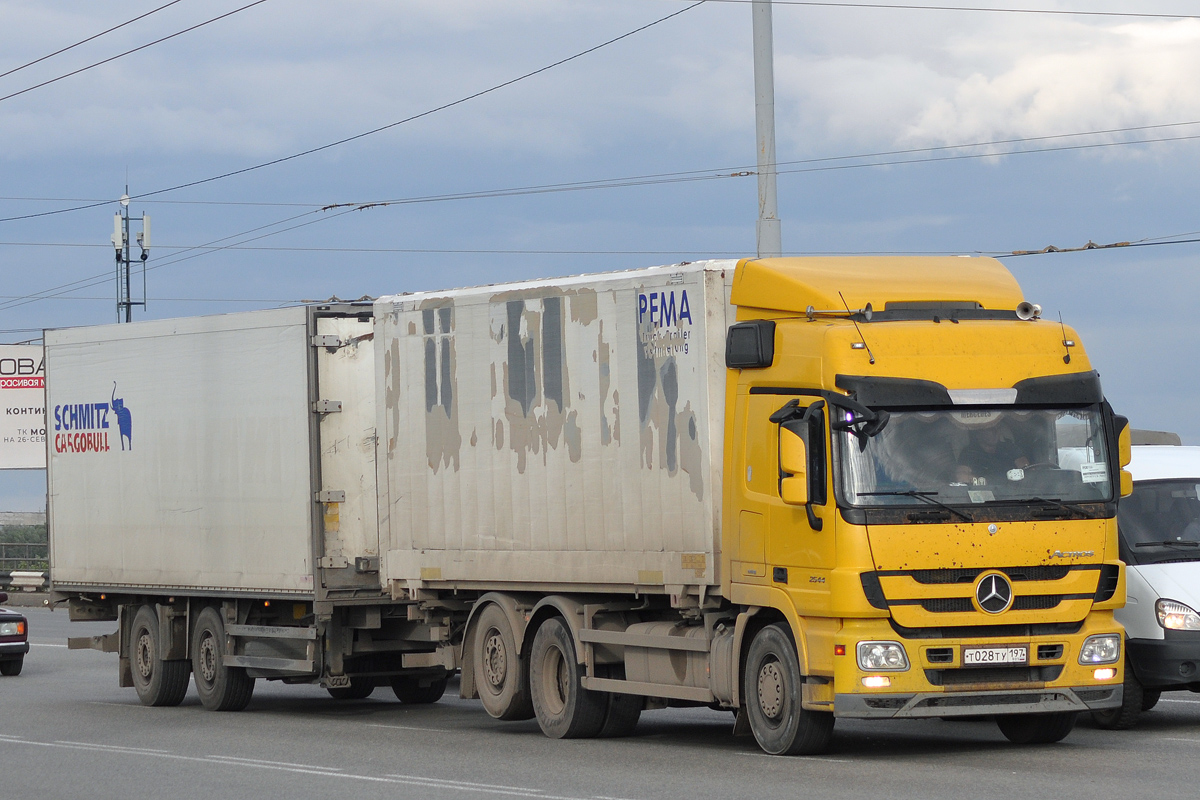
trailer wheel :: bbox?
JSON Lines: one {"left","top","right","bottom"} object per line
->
{"left": 391, "top": 671, "right": 449, "bottom": 704}
{"left": 1093, "top": 658, "right": 1145, "bottom": 730}
{"left": 743, "top": 623, "right": 834, "bottom": 755}
{"left": 0, "top": 656, "right": 23, "bottom": 676}
{"left": 529, "top": 617, "right": 606, "bottom": 739}
{"left": 327, "top": 679, "right": 375, "bottom": 700}
{"left": 474, "top": 603, "right": 534, "bottom": 720}
{"left": 192, "top": 607, "right": 254, "bottom": 711}
{"left": 130, "top": 605, "right": 189, "bottom": 707}
{"left": 996, "top": 711, "right": 1077, "bottom": 744}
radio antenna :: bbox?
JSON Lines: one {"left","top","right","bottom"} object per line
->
{"left": 840, "top": 291, "right": 875, "bottom": 365}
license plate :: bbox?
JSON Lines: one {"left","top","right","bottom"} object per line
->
{"left": 962, "top": 645, "right": 1028, "bottom": 666}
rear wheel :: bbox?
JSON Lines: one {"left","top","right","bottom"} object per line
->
{"left": 0, "top": 657, "right": 23, "bottom": 676}
{"left": 597, "top": 691, "right": 642, "bottom": 738}
{"left": 474, "top": 604, "right": 534, "bottom": 720}
{"left": 996, "top": 711, "right": 1077, "bottom": 744}
{"left": 1093, "top": 659, "right": 1145, "bottom": 730}
{"left": 1142, "top": 689, "right": 1162, "bottom": 712}
{"left": 391, "top": 671, "right": 449, "bottom": 704}
{"left": 192, "top": 606, "right": 254, "bottom": 711}
{"left": 130, "top": 605, "right": 189, "bottom": 707}
{"left": 327, "top": 679, "right": 375, "bottom": 700}
{"left": 743, "top": 623, "right": 834, "bottom": 755}
{"left": 529, "top": 617, "right": 606, "bottom": 739}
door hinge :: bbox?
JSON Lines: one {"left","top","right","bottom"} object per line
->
{"left": 312, "top": 399, "right": 342, "bottom": 413}
{"left": 315, "top": 490, "right": 346, "bottom": 503}
{"left": 311, "top": 334, "right": 342, "bottom": 348}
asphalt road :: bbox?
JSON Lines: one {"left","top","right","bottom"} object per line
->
{"left": 3, "top": 607, "right": 1200, "bottom": 800}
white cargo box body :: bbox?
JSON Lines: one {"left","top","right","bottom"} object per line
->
{"left": 46, "top": 308, "right": 323, "bottom": 595}
{"left": 375, "top": 261, "right": 736, "bottom": 593}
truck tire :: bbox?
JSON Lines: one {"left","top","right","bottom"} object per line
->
{"left": 391, "top": 671, "right": 449, "bottom": 704}
{"left": 192, "top": 607, "right": 254, "bottom": 711}
{"left": 327, "top": 679, "right": 375, "bottom": 700}
{"left": 1142, "top": 690, "right": 1162, "bottom": 712}
{"left": 529, "top": 617, "right": 607, "bottom": 739}
{"left": 996, "top": 711, "right": 1077, "bottom": 744}
{"left": 743, "top": 623, "right": 834, "bottom": 755}
{"left": 130, "top": 605, "right": 189, "bottom": 707}
{"left": 474, "top": 603, "right": 534, "bottom": 720}
{"left": 0, "top": 656, "right": 23, "bottom": 676}
{"left": 597, "top": 691, "right": 642, "bottom": 738}
{"left": 1093, "top": 659, "right": 1145, "bottom": 730}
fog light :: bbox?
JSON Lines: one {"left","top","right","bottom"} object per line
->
{"left": 1093, "top": 668, "right": 1117, "bottom": 681}
{"left": 857, "top": 641, "right": 910, "bottom": 671}
{"left": 862, "top": 676, "right": 891, "bottom": 688}
{"left": 1078, "top": 634, "right": 1120, "bottom": 665}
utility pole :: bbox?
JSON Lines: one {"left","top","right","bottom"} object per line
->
{"left": 752, "top": 0, "right": 782, "bottom": 258}
{"left": 111, "top": 190, "right": 150, "bottom": 323}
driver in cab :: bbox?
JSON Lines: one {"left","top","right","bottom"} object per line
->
{"left": 956, "top": 418, "right": 1030, "bottom": 486}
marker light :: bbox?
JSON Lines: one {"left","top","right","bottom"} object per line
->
{"left": 1156, "top": 599, "right": 1200, "bottom": 631}
{"left": 834, "top": 644, "right": 846, "bottom": 656}
{"left": 857, "top": 641, "right": 910, "bottom": 671}
{"left": 1078, "top": 634, "right": 1121, "bottom": 665}
{"left": 862, "top": 676, "right": 891, "bottom": 688}
{"left": 1093, "top": 668, "right": 1117, "bottom": 681}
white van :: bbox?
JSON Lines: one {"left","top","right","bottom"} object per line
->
{"left": 1095, "top": 443, "right": 1200, "bottom": 728}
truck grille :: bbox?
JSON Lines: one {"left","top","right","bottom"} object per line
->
{"left": 925, "top": 665, "right": 1063, "bottom": 686}
{"left": 905, "top": 566, "right": 1071, "bottom": 584}
{"left": 918, "top": 595, "right": 1064, "bottom": 613}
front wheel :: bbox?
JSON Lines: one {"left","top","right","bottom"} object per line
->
{"left": 192, "top": 607, "right": 254, "bottom": 711}
{"left": 0, "top": 656, "right": 23, "bottom": 676}
{"left": 996, "top": 711, "right": 1077, "bottom": 744}
{"left": 743, "top": 623, "right": 834, "bottom": 755}
{"left": 1093, "top": 659, "right": 1144, "bottom": 730}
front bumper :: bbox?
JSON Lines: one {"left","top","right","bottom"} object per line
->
{"left": 1127, "top": 634, "right": 1200, "bottom": 688}
{"left": 0, "top": 641, "right": 29, "bottom": 658}
{"left": 835, "top": 685, "right": 1122, "bottom": 718}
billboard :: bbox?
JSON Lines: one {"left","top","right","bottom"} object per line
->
{"left": 1, "top": 345, "right": 46, "bottom": 469}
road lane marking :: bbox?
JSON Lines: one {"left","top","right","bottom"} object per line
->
{"left": 735, "top": 752, "right": 854, "bottom": 763}
{"left": 1161, "top": 737, "right": 1200, "bottom": 744}
{"left": 1158, "top": 698, "right": 1200, "bottom": 705}
{"left": 366, "top": 722, "right": 452, "bottom": 733}
{"left": 208, "top": 755, "right": 344, "bottom": 771}
{"left": 0, "top": 734, "right": 643, "bottom": 800}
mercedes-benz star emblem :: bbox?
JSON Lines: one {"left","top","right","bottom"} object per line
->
{"left": 975, "top": 573, "right": 1013, "bottom": 614}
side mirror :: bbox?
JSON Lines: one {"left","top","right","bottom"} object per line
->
{"left": 779, "top": 427, "right": 809, "bottom": 505}
{"left": 1114, "top": 414, "right": 1133, "bottom": 498}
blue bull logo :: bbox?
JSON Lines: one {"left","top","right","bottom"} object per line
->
{"left": 52, "top": 382, "right": 133, "bottom": 454}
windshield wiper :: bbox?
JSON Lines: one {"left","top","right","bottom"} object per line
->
{"left": 1026, "top": 496, "right": 1099, "bottom": 520}
{"left": 857, "top": 491, "right": 973, "bottom": 523}
{"left": 1134, "top": 540, "right": 1200, "bottom": 549}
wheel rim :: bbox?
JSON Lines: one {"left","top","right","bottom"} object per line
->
{"left": 757, "top": 658, "right": 785, "bottom": 721}
{"left": 482, "top": 628, "right": 507, "bottom": 689}
{"left": 198, "top": 632, "right": 217, "bottom": 685}
{"left": 136, "top": 631, "right": 154, "bottom": 681}
{"left": 539, "top": 644, "right": 568, "bottom": 716}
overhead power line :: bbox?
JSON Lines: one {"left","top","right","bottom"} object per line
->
{"left": 0, "top": 0, "right": 271, "bottom": 105}
{"left": 0, "top": 1, "right": 706, "bottom": 225}
{"left": 683, "top": 0, "right": 1200, "bottom": 20}
{"left": 0, "top": 0, "right": 188, "bottom": 81}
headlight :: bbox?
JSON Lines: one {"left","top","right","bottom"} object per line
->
{"left": 1078, "top": 634, "right": 1121, "bottom": 665}
{"left": 0, "top": 621, "right": 23, "bottom": 637}
{"left": 857, "top": 641, "right": 910, "bottom": 671}
{"left": 1156, "top": 599, "right": 1200, "bottom": 631}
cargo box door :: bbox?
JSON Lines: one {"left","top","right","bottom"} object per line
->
{"left": 315, "top": 316, "right": 381, "bottom": 591}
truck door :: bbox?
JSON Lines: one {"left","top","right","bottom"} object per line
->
{"left": 314, "top": 315, "right": 381, "bottom": 592}
{"left": 735, "top": 391, "right": 836, "bottom": 612}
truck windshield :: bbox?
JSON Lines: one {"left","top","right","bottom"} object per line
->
{"left": 837, "top": 405, "right": 1113, "bottom": 508}
{"left": 1119, "top": 480, "right": 1200, "bottom": 565}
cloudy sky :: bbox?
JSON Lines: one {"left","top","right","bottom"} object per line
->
{"left": 3, "top": 0, "right": 1200, "bottom": 509}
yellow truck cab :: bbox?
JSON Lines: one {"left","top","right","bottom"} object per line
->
{"left": 723, "top": 256, "right": 1130, "bottom": 752}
